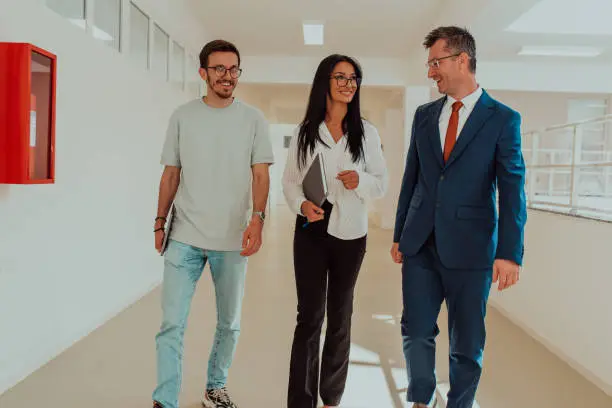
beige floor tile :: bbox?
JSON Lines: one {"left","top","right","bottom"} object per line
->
{"left": 1, "top": 207, "right": 610, "bottom": 407}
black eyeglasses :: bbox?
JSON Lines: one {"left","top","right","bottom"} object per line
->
{"left": 331, "top": 75, "right": 362, "bottom": 88}
{"left": 426, "top": 53, "right": 461, "bottom": 69}
{"left": 206, "top": 65, "right": 242, "bottom": 78}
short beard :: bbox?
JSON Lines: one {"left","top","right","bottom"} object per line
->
{"left": 207, "top": 77, "right": 234, "bottom": 99}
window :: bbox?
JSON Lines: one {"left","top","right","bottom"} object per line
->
{"left": 568, "top": 98, "right": 607, "bottom": 123}
{"left": 93, "top": 0, "right": 121, "bottom": 51}
{"left": 46, "top": 0, "right": 86, "bottom": 29}
{"left": 129, "top": 2, "right": 149, "bottom": 70}
{"left": 153, "top": 24, "right": 169, "bottom": 81}
{"left": 568, "top": 99, "right": 609, "bottom": 163}
{"left": 171, "top": 41, "right": 185, "bottom": 89}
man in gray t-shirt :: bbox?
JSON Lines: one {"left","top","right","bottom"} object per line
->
{"left": 151, "top": 40, "right": 273, "bottom": 408}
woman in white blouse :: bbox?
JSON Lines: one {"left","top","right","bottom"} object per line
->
{"left": 282, "top": 54, "right": 388, "bottom": 408}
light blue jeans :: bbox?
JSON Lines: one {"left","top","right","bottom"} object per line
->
{"left": 152, "top": 239, "right": 248, "bottom": 408}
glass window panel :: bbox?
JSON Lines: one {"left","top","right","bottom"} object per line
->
{"left": 93, "top": 0, "right": 121, "bottom": 51}
{"left": 153, "top": 24, "right": 169, "bottom": 81}
{"left": 568, "top": 99, "right": 607, "bottom": 123}
{"left": 46, "top": 0, "right": 86, "bottom": 29}
{"left": 29, "top": 51, "right": 54, "bottom": 181}
{"left": 537, "top": 128, "right": 573, "bottom": 166}
{"left": 171, "top": 41, "right": 185, "bottom": 89}
{"left": 129, "top": 2, "right": 149, "bottom": 70}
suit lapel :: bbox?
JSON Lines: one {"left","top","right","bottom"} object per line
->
{"left": 445, "top": 90, "right": 496, "bottom": 168}
{"left": 426, "top": 97, "right": 446, "bottom": 169}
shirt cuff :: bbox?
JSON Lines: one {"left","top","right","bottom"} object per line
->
{"left": 295, "top": 198, "right": 307, "bottom": 216}
{"left": 353, "top": 170, "right": 367, "bottom": 198}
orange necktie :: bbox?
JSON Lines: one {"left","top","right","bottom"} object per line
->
{"left": 443, "top": 101, "right": 463, "bottom": 162}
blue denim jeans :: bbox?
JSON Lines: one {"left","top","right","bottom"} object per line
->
{"left": 152, "top": 239, "right": 248, "bottom": 408}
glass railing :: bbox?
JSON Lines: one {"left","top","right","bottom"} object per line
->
{"left": 522, "top": 114, "right": 612, "bottom": 222}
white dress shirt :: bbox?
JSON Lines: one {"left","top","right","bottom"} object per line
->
{"left": 438, "top": 86, "right": 483, "bottom": 147}
{"left": 282, "top": 121, "right": 388, "bottom": 240}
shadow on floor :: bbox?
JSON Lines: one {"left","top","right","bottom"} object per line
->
{"left": 1, "top": 214, "right": 611, "bottom": 408}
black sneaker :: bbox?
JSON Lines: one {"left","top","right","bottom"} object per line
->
{"left": 201, "top": 387, "right": 239, "bottom": 408}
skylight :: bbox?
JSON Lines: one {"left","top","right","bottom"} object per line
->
{"left": 507, "top": 0, "right": 612, "bottom": 35}
{"left": 303, "top": 22, "right": 324, "bottom": 45}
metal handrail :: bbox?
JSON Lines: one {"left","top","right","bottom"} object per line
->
{"left": 529, "top": 162, "right": 612, "bottom": 169}
{"left": 524, "top": 114, "right": 612, "bottom": 134}
{"left": 522, "top": 114, "right": 612, "bottom": 222}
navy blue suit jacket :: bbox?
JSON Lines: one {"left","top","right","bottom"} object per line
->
{"left": 393, "top": 90, "right": 527, "bottom": 270}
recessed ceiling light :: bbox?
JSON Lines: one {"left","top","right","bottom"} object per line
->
{"left": 303, "top": 22, "right": 324, "bottom": 45}
{"left": 518, "top": 46, "right": 603, "bottom": 57}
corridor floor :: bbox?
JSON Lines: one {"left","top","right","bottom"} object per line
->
{"left": 1, "top": 207, "right": 611, "bottom": 408}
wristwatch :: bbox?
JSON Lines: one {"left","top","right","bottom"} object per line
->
{"left": 253, "top": 211, "right": 265, "bottom": 222}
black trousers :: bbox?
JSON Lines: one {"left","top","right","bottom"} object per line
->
{"left": 287, "top": 201, "right": 367, "bottom": 408}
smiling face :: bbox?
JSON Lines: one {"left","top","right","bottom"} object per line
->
{"left": 199, "top": 51, "right": 240, "bottom": 99}
{"left": 426, "top": 38, "right": 470, "bottom": 97}
{"left": 328, "top": 61, "right": 360, "bottom": 105}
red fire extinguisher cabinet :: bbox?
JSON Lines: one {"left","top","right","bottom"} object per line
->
{"left": 0, "top": 43, "right": 57, "bottom": 184}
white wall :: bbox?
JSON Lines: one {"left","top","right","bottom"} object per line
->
{"left": 0, "top": 0, "right": 206, "bottom": 395}
{"left": 489, "top": 210, "right": 612, "bottom": 396}
{"left": 240, "top": 56, "right": 412, "bottom": 86}
{"left": 375, "top": 85, "right": 431, "bottom": 229}
{"left": 238, "top": 54, "right": 612, "bottom": 96}
{"left": 479, "top": 61, "right": 612, "bottom": 94}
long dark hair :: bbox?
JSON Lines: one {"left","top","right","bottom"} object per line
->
{"left": 297, "top": 54, "right": 365, "bottom": 170}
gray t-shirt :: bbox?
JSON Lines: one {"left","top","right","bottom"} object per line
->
{"left": 161, "top": 98, "right": 274, "bottom": 251}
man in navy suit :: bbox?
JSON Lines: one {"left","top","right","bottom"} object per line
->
{"left": 391, "top": 26, "right": 527, "bottom": 408}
